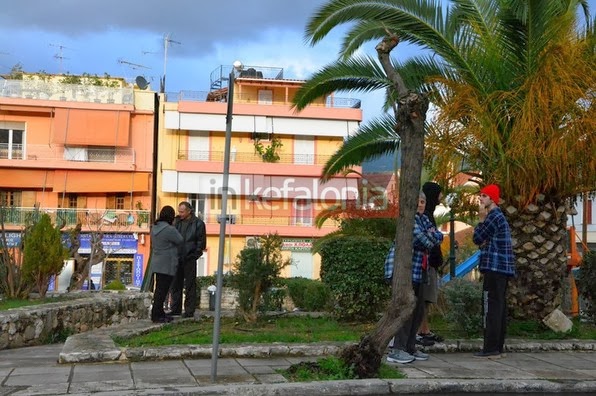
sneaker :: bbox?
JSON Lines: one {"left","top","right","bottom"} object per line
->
{"left": 411, "top": 350, "right": 429, "bottom": 361}
{"left": 415, "top": 334, "right": 435, "bottom": 346}
{"left": 386, "top": 350, "right": 415, "bottom": 364}
{"left": 473, "top": 350, "right": 502, "bottom": 359}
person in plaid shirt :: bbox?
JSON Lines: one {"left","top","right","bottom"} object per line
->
{"left": 384, "top": 191, "right": 443, "bottom": 364}
{"left": 473, "top": 184, "right": 515, "bottom": 359}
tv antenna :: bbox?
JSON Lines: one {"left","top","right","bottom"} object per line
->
{"left": 50, "top": 43, "right": 74, "bottom": 74}
{"left": 117, "top": 58, "right": 151, "bottom": 70}
{"left": 161, "top": 33, "right": 181, "bottom": 93}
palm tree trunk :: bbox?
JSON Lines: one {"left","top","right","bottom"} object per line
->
{"left": 506, "top": 197, "right": 569, "bottom": 320}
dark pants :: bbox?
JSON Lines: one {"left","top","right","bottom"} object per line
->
{"left": 151, "top": 273, "right": 173, "bottom": 321}
{"left": 394, "top": 282, "right": 425, "bottom": 354}
{"left": 482, "top": 271, "right": 509, "bottom": 353}
{"left": 170, "top": 258, "right": 197, "bottom": 315}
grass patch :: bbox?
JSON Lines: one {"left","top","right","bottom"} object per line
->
{"left": 114, "top": 313, "right": 596, "bottom": 348}
{"left": 114, "top": 315, "right": 375, "bottom": 347}
{"left": 427, "top": 314, "right": 596, "bottom": 340}
{"left": 279, "top": 356, "right": 406, "bottom": 382}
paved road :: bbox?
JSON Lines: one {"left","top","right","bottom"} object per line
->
{"left": 1, "top": 343, "right": 596, "bottom": 395}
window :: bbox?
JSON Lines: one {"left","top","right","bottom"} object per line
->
{"left": 293, "top": 199, "right": 313, "bottom": 226}
{"left": 0, "top": 190, "right": 22, "bottom": 206}
{"left": 88, "top": 146, "right": 115, "bottom": 163}
{"left": 68, "top": 194, "right": 78, "bottom": 209}
{"left": 103, "top": 257, "right": 133, "bottom": 286}
{"left": 115, "top": 194, "right": 125, "bottom": 210}
{"left": 188, "top": 194, "right": 206, "bottom": 219}
{"left": 0, "top": 128, "right": 24, "bottom": 160}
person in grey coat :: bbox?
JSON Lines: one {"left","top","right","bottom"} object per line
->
{"left": 150, "top": 206, "right": 183, "bottom": 323}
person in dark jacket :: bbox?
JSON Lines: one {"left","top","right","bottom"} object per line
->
{"left": 417, "top": 182, "right": 445, "bottom": 345}
{"left": 169, "top": 201, "right": 206, "bottom": 318}
{"left": 150, "top": 206, "right": 183, "bottom": 323}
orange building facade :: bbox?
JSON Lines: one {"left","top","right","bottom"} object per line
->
{"left": 158, "top": 65, "right": 362, "bottom": 278}
{"left": 0, "top": 76, "right": 155, "bottom": 289}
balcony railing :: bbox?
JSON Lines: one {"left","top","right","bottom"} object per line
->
{"left": 165, "top": 90, "right": 361, "bottom": 109}
{"left": 178, "top": 149, "right": 331, "bottom": 165}
{"left": 0, "top": 207, "right": 151, "bottom": 230}
{"left": 0, "top": 80, "right": 134, "bottom": 105}
{"left": 204, "top": 213, "right": 337, "bottom": 228}
{"left": 6, "top": 144, "right": 135, "bottom": 165}
{"left": 0, "top": 143, "right": 23, "bottom": 160}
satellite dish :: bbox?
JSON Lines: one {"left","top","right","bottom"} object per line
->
{"left": 135, "top": 75, "right": 149, "bottom": 90}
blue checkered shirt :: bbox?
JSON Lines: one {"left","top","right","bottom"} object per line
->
{"left": 473, "top": 207, "right": 516, "bottom": 276}
{"left": 384, "top": 213, "right": 444, "bottom": 284}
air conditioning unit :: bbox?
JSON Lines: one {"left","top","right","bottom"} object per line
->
{"left": 245, "top": 236, "right": 259, "bottom": 248}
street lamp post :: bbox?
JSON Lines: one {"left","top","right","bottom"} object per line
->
{"left": 449, "top": 209, "right": 456, "bottom": 279}
{"left": 211, "top": 61, "right": 243, "bottom": 382}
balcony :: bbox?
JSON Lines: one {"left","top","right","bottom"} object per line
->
{"left": 3, "top": 145, "right": 135, "bottom": 166}
{"left": 204, "top": 213, "right": 336, "bottom": 228}
{"left": 0, "top": 207, "right": 151, "bottom": 232}
{"left": 166, "top": 90, "right": 361, "bottom": 109}
{"left": 0, "top": 80, "right": 133, "bottom": 105}
{"left": 177, "top": 149, "right": 331, "bottom": 165}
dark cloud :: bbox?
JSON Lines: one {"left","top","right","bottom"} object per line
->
{"left": 0, "top": 0, "right": 326, "bottom": 57}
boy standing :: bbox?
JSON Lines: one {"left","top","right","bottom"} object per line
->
{"left": 473, "top": 184, "right": 515, "bottom": 358}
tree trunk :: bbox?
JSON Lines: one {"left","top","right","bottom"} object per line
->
{"left": 340, "top": 34, "right": 429, "bottom": 378}
{"left": 506, "top": 196, "right": 569, "bottom": 320}
{"left": 67, "top": 224, "right": 106, "bottom": 291}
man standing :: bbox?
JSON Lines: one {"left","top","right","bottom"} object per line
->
{"left": 170, "top": 201, "right": 206, "bottom": 318}
{"left": 473, "top": 184, "right": 515, "bottom": 358}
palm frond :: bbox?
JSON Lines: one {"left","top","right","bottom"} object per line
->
{"left": 321, "top": 115, "right": 400, "bottom": 181}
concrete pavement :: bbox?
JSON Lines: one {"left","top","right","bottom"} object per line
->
{"left": 1, "top": 318, "right": 596, "bottom": 395}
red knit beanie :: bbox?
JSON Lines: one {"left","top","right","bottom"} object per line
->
{"left": 480, "top": 184, "right": 500, "bottom": 204}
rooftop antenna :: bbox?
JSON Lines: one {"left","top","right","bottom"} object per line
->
{"left": 161, "top": 33, "right": 181, "bottom": 93}
{"left": 117, "top": 58, "right": 151, "bottom": 70}
{"left": 50, "top": 43, "right": 74, "bottom": 74}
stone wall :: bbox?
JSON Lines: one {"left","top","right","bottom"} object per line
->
{"left": 0, "top": 291, "right": 151, "bottom": 350}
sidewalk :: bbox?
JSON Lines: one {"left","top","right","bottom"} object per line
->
{"left": 1, "top": 318, "right": 595, "bottom": 395}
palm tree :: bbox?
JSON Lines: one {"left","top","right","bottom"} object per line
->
{"left": 294, "top": 0, "right": 595, "bottom": 376}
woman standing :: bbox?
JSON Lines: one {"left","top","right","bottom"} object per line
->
{"left": 150, "top": 206, "right": 183, "bottom": 323}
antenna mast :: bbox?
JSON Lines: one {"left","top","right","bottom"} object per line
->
{"left": 161, "top": 33, "right": 181, "bottom": 93}
{"left": 50, "top": 43, "right": 74, "bottom": 74}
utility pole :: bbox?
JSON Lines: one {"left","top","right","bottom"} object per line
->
{"left": 161, "top": 33, "right": 181, "bottom": 93}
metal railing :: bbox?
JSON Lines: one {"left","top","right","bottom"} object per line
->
{"left": 0, "top": 80, "right": 134, "bottom": 105}
{"left": 165, "top": 90, "right": 361, "bottom": 109}
{"left": 0, "top": 143, "right": 23, "bottom": 159}
{"left": 178, "top": 149, "right": 331, "bottom": 165}
{"left": 203, "top": 213, "right": 336, "bottom": 228}
{"left": 8, "top": 144, "right": 135, "bottom": 165}
{"left": 0, "top": 207, "right": 151, "bottom": 230}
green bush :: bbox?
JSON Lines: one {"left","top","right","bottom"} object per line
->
{"left": 318, "top": 236, "right": 392, "bottom": 321}
{"left": 281, "top": 277, "right": 331, "bottom": 312}
{"left": 443, "top": 278, "right": 483, "bottom": 337}
{"left": 259, "top": 287, "right": 287, "bottom": 312}
{"left": 576, "top": 251, "right": 596, "bottom": 323}
{"left": 22, "top": 213, "right": 68, "bottom": 298}
{"left": 104, "top": 279, "right": 126, "bottom": 291}
{"left": 232, "top": 233, "right": 290, "bottom": 322}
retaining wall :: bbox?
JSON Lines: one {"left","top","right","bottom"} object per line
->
{"left": 0, "top": 291, "right": 151, "bottom": 350}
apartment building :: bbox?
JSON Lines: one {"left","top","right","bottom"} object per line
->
{"left": 0, "top": 74, "right": 155, "bottom": 289}
{"left": 158, "top": 64, "right": 362, "bottom": 278}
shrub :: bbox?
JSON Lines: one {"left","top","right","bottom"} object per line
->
{"left": 318, "top": 236, "right": 391, "bottom": 321}
{"left": 259, "top": 287, "right": 287, "bottom": 312}
{"left": 232, "top": 233, "right": 290, "bottom": 322}
{"left": 22, "top": 213, "right": 68, "bottom": 298}
{"left": 282, "top": 277, "right": 331, "bottom": 312}
{"left": 104, "top": 279, "right": 126, "bottom": 291}
{"left": 576, "top": 251, "right": 596, "bottom": 323}
{"left": 442, "top": 278, "right": 482, "bottom": 337}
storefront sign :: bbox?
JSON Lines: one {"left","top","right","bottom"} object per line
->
{"left": 282, "top": 238, "right": 313, "bottom": 251}
{"left": 133, "top": 254, "right": 144, "bottom": 287}
{"left": 78, "top": 233, "right": 138, "bottom": 254}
